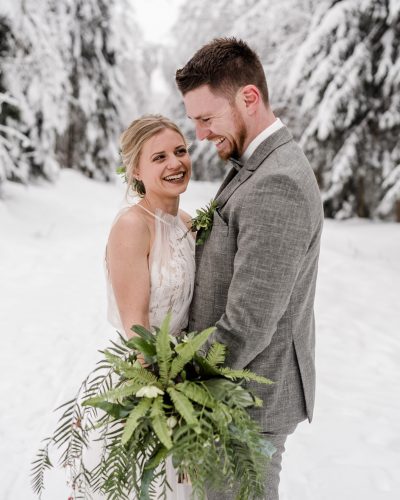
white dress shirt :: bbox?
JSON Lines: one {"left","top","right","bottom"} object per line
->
{"left": 241, "top": 118, "right": 284, "bottom": 163}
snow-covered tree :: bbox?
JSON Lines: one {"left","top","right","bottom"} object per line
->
{"left": 6, "top": 0, "right": 73, "bottom": 183}
{"left": 56, "top": 0, "right": 122, "bottom": 180}
{"left": 0, "top": 14, "right": 30, "bottom": 185}
{"left": 0, "top": 0, "right": 149, "bottom": 188}
{"left": 287, "top": 0, "right": 400, "bottom": 220}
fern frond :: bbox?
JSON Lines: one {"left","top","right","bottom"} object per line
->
{"left": 150, "top": 396, "right": 173, "bottom": 450}
{"left": 193, "top": 354, "right": 221, "bottom": 377}
{"left": 113, "top": 362, "right": 161, "bottom": 386}
{"left": 167, "top": 388, "right": 199, "bottom": 428}
{"left": 156, "top": 313, "right": 172, "bottom": 385}
{"left": 103, "top": 351, "right": 138, "bottom": 376}
{"left": 169, "top": 327, "right": 215, "bottom": 379}
{"left": 175, "top": 381, "right": 215, "bottom": 409}
{"left": 121, "top": 398, "right": 152, "bottom": 445}
{"left": 83, "top": 380, "right": 142, "bottom": 405}
{"left": 206, "top": 342, "right": 226, "bottom": 368}
{"left": 218, "top": 367, "right": 274, "bottom": 385}
{"left": 202, "top": 378, "right": 255, "bottom": 409}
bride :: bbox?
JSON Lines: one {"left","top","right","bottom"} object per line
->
{"left": 105, "top": 114, "right": 195, "bottom": 499}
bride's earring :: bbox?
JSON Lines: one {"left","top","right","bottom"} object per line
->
{"left": 133, "top": 175, "right": 145, "bottom": 197}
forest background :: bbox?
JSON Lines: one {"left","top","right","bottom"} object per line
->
{"left": 1, "top": 0, "right": 399, "bottom": 220}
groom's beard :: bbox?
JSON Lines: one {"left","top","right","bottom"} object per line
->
{"left": 218, "top": 108, "right": 248, "bottom": 161}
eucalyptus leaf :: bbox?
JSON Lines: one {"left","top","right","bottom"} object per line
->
{"left": 129, "top": 324, "right": 155, "bottom": 343}
{"left": 139, "top": 464, "right": 156, "bottom": 500}
{"left": 127, "top": 336, "right": 157, "bottom": 357}
{"left": 144, "top": 445, "right": 169, "bottom": 470}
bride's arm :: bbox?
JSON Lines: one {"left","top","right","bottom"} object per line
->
{"left": 106, "top": 210, "right": 151, "bottom": 338}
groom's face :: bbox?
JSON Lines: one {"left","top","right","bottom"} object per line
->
{"left": 183, "top": 84, "right": 247, "bottom": 160}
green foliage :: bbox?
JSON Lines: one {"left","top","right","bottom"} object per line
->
{"left": 156, "top": 314, "right": 173, "bottom": 384}
{"left": 218, "top": 367, "right": 274, "bottom": 386}
{"left": 190, "top": 199, "right": 218, "bottom": 246}
{"left": 30, "top": 440, "right": 52, "bottom": 496}
{"left": 31, "top": 315, "right": 275, "bottom": 499}
{"left": 175, "top": 381, "right": 215, "bottom": 409}
{"left": 206, "top": 342, "right": 226, "bottom": 368}
{"left": 169, "top": 326, "right": 215, "bottom": 379}
{"left": 121, "top": 398, "right": 152, "bottom": 445}
{"left": 150, "top": 396, "right": 173, "bottom": 450}
{"left": 167, "top": 387, "right": 199, "bottom": 429}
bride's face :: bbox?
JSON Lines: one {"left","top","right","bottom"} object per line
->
{"left": 137, "top": 128, "right": 191, "bottom": 198}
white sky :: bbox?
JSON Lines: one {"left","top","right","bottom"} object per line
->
{"left": 133, "top": 0, "right": 186, "bottom": 44}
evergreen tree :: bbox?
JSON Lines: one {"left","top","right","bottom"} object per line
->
{"left": 1, "top": 0, "right": 71, "bottom": 183}
{"left": 287, "top": 0, "right": 400, "bottom": 220}
{"left": 0, "top": 0, "right": 148, "bottom": 186}
{"left": 56, "top": 0, "right": 122, "bottom": 180}
{"left": 0, "top": 15, "right": 27, "bottom": 186}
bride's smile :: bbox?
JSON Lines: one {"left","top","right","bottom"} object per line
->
{"left": 136, "top": 127, "right": 192, "bottom": 203}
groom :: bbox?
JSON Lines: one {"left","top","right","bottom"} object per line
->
{"left": 176, "top": 38, "right": 323, "bottom": 499}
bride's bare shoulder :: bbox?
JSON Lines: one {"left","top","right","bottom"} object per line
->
{"left": 108, "top": 206, "right": 150, "bottom": 245}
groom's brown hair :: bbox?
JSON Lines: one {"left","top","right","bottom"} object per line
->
{"left": 175, "top": 37, "right": 269, "bottom": 104}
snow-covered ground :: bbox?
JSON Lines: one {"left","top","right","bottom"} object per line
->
{"left": 0, "top": 170, "right": 399, "bottom": 499}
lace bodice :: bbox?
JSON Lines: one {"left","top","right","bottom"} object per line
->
{"left": 106, "top": 205, "right": 195, "bottom": 336}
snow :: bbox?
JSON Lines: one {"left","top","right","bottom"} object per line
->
{"left": 0, "top": 170, "right": 399, "bottom": 499}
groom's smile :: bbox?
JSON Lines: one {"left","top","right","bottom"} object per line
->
{"left": 183, "top": 84, "right": 248, "bottom": 160}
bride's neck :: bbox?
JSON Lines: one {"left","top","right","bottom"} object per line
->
{"left": 142, "top": 194, "right": 179, "bottom": 216}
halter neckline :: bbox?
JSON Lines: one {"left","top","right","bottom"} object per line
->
{"left": 136, "top": 203, "right": 180, "bottom": 225}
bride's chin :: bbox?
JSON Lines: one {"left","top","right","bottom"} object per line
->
{"left": 163, "top": 180, "right": 190, "bottom": 193}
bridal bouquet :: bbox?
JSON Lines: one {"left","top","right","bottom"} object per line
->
{"left": 31, "top": 314, "right": 275, "bottom": 500}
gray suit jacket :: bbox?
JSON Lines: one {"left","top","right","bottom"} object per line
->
{"left": 188, "top": 127, "right": 323, "bottom": 432}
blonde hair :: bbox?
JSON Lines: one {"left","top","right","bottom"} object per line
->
{"left": 120, "top": 114, "right": 187, "bottom": 197}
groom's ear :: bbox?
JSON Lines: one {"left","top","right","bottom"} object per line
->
{"left": 240, "top": 85, "right": 261, "bottom": 115}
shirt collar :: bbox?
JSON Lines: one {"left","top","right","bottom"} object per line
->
{"left": 241, "top": 118, "right": 284, "bottom": 163}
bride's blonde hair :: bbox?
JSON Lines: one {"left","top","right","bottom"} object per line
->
{"left": 120, "top": 114, "right": 188, "bottom": 197}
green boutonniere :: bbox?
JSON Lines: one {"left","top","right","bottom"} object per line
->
{"left": 190, "top": 199, "right": 218, "bottom": 246}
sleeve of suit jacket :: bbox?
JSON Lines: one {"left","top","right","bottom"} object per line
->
{"left": 210, "top": 173, "right": 312, "bottom": 369}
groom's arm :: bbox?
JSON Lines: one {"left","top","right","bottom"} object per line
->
{"left": 208, "top": 173, "right": 312, "bottom": 369}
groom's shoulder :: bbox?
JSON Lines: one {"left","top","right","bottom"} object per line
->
{"left": 255, "top": 135, "right": 316, "bottom": 190}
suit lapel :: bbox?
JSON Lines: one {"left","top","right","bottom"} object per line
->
{"left": 215, "top": 127, "right": 293, "bottom": 209}
{"left": 214, "top": 165, "right": 238, "bottom": 199}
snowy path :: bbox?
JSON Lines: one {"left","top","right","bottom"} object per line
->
{"left": 0, "top": 170, "right": 399, "bottom": 499}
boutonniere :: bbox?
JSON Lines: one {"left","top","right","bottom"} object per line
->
{"left": 190, "top": 199, "right": 218, "bottom": 246}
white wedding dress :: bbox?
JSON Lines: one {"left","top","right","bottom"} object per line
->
{"left": 106, "top": 205, "right": 195, "bottom": 337}
{"left": 105, "top": 204, "right": 196, "bottom": 499}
